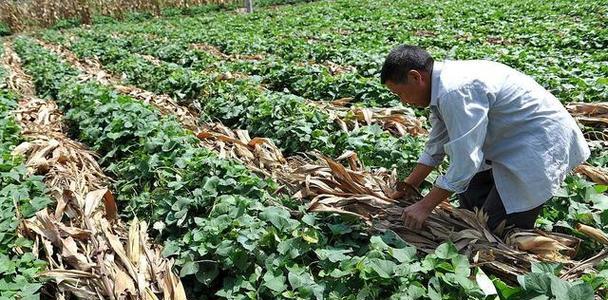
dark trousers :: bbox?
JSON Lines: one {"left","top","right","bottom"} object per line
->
{"left": 458, "top": 169, "right": 543, "bottom": 231}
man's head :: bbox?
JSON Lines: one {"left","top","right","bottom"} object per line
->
{"left": 380, "top": 45, "right": 434, "bottom": 107}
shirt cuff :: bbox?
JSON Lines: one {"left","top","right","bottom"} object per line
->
{"left": 434, "top": 175, "right": 468, "bottom": 194}
{"left": 417, "top": 152, "right": 443, "bottom": 167}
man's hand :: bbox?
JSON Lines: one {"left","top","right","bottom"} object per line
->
{"left": 388, "top": 181, "right": 418, "bottom": 200}
{"left": 401, "top": 186, "right": 453, "bottom": 230}
{"left": 401, "top": 199, "right": 434, "bottom": 230}
{"left": 389, "top": 163, "right": 434, "bottom": 200}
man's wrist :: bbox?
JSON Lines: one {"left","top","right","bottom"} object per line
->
{"left": 396, "top": 180, "right": 417, "bottom": 192}
{"left": 421, "top": 186, "right": 452, "bottom": 211}
{"left": 396, "top": 181, "right": 409, "bottom": 191}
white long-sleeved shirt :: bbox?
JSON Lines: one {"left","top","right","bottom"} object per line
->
{"left": 419, "top": 60, "right": 590, "bottom": 213}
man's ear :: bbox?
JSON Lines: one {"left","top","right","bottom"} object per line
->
{"left": 407, "top": 70, "right": 422, "bottom": 83}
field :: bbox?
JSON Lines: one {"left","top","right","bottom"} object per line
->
{"left": 0, "top": 0, "right": 607, "bottom": 299}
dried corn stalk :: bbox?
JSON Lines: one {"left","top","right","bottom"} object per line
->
{"left": 4, "top": 42, "right": 185, "bottom": 299}
{"left": 576, "top": 223, "right": 608, "bottom": 246}
{"left": 320, "top": 104, "right": 427, "bottom": 137}
{"left": 574, "top": 164, "right": 608, "bottom": 186}
{"left": 567, "top": 102, "right": 608, "bottom": 141}
{"left": 190, "top": 43, "right": 263, "bottom": 62}
{"left": 0, "top": 0, "right": 234, "bottom": 32}
{"left": 1, "top": 40, "right": 35, "bottom": 96}
{"left": 37, "top": 38, "right": 201, "bottom": 130}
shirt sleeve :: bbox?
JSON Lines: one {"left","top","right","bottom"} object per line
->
{"left": 417, "top": 109, "right": 449, "bottom": 167}
{"left": 434, "top": 84, "right": 491, "bottom": 194}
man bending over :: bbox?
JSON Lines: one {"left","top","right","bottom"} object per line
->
{"left": 383, "top": 45, "right": 589, "bottom": 231}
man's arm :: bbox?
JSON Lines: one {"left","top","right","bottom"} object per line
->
{"left": 405, "top": 163, "right": 435, "bottom": 187}
{"left": 389, "top": 163, "right": 434, "bottom": 199}
{"left": 390, "top": 111, "right": 448, "bottom": 199}
{"left": 402, "top": 186, "right": 452, "bottom": 230}
{"left": 402, "top": 85, "right": 491, "bottom": 230}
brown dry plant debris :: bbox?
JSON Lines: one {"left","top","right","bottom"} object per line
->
{"left": 34, "top": 38, "right": 424, "bottom": 177}
{"left": 190, "top": 43, "right": 265, "bottom": 61}
{"left": 37, "top": 38, "right": 201, "bottom": 130}
{"left": 190, "top": 41, "right": 425, "bottom": 136}
{"left": 567, "top": 102, "right": 608, "bottom": 141}
{"left": 574, "top": 164, "right": 608, "bottom": 186}
{"left": 1, "top": 40, "right": 36, "bottom": 96}
{"left": 191, "top": 41, "right": 355, "bottom": 77}
{"left": 0, "top": 0, "right": 234, "bottom": 32}
{"left": 192, "top": 122, "right": 606, "bottom": 283}
{"left": 32, "top": 38, "right": 608, "bottom": 285}
{"left": 296, "top": 152, "right": 607, "bottom": 283}
{"left": 3, "top": 41, "right": 185, "bottom": 300}
{"left": 314, "top": 99, "right": 427, "bottom": 137}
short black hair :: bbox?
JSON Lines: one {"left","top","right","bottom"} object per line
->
{"left": 380, "top": 45, "right": 434, "bottom": 84}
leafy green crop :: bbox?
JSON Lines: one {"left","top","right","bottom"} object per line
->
{"left": 493, "top": 262, "right": 599, "bottom": 300}
{"left": 44, "top": 0, "right": 607, "bottom": 105}
{"left": 14, "top": 36, "right": 517, "bottom": 299}
{"left": 42, "top": 30, "right": 426, "bottom": 177}
{"left": 0, "top": 84, "right": 49, "bottom": 299}
{"left": 16, "top": 0, "right": 608, "bottom": 297}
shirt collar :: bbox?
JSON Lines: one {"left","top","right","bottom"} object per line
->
{"left": 429, "top": 61, "right": 443, "bottom": 107}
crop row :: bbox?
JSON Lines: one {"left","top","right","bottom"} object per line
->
{"left": 0, "top": 46, "right": 50, "bottom": 299}
{"left": 47, "top": 29, "right": 401, "bottom": 107}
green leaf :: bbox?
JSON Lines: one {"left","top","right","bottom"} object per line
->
{"left": 567, "top": 283, "right": 594, "bottom": 300}
{"left": 493, "top": 278, "right": 521, "bottom": 299}
{"left": 370, "top": 235, "right": 389, "bottom": 250}
{"left": 327, "top": 223, "right": 352, "bottom": 235}
{"left": 179, "top": 261, "right": 199, "bottom": 277}
{"left": 518, "top": 273, "right": 552, "bottom": 294}
{"left": 367, "top": 258, "right": 396, "bottom": 279}
{"left": 531, "top": 262, "right": 562, "bottom": 275}
{"left": 301, "top": 229, "right": 319, "bottom": 244}
{"left": 277, "top": 238, "right": 307, "bottom": 259}
{"left": 195, "top": 261, "right": 219, "bottom": 285}
{"left": 263, "top": 271, "right": 287, "bottom": 293}
{"left": 594, "top": 185, "right": 608, "bottom": 193}
{"left": 551, "top": 276, "right": 571, "bottom": 300}
{"left": 435, "top": 242, "right": 459, "bottom": 260}
{"left": 596, "top": 77, "right": 608, "bottom": 85}
{"left": 390, "top": 246, "right": 416, "bottom": 263}
{"left": 161, "top": 241, "right": 180, "bottom": 257}
{"left": 590, "top": 193, "right": 608, "bottom": 210}
{"left": 287, "top": 265, "right": 318, "bottom": 296}
{"left": 301, "top": 213, "right": 316, "bottom": 226}
{"left": 315, "top": 248, "right": 352, "bottom": 262}
{"left": 260, "top": 206, "right": 296, "bottom": 231}
{"left": 553, "top": 187, "right": 570, "bottom": 198}
{"left": 451, "top": 255, "right": 470, "bottom": 278}
{"left": 475, "top": 268, "right": 497, "bottom": 296}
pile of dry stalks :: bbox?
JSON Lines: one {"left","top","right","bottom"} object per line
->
{"left": 2, "top": 40, "right": 185, "bottom": 299}
{"left": 0, "top": 0, "right": 233, "bottom": 33}
{"left": 567, "top": 102, "right": 608, "bottom": 185}
{"left": 567, "top": 102, "right": 608, "bottom": 141}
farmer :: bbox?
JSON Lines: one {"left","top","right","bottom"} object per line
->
{"left": 383, "top": 44, "right": 590, "bottom": 232}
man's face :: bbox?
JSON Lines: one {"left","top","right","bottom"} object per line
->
{"left": 385, "top": 70, "right": 430, "bottom": 107}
